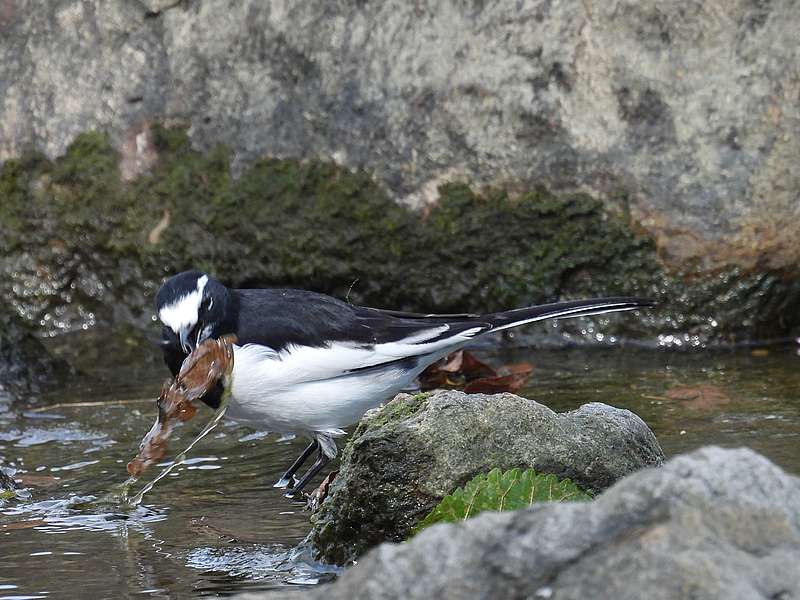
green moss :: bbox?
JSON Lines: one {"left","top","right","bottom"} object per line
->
{"left": 366, "top": 393, "right": 431, "bottom": 429}
{"left": 2, "top": 125, "right": 799, "bottom": 342}
{"left": 413, "top": 467, "right": 591, "bottom": 534}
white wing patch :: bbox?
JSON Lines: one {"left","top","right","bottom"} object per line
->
{"left": 159, "top": 274, "right": 208, "bottom": 332}
{"left": 230, "top": 324, "right": 483, "bottom": 389}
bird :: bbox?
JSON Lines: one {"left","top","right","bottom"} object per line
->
{"left": 155, "top": 270, "right": 653, "bottom": 497}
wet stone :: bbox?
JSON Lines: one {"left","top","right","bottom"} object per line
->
{"left": 0, "top": 467, "right": 17, "bottom": 492}
{"left": 296, "top": 447, "right": 800, "bottom": 600}
{"left": 309, "top": 389, "right": 665, "bottom": 565}
{"left": 0, "top": 309, "right": 70, "bottom": 398}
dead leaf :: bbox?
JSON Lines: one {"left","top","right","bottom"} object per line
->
{"left": 464, "top": 372, "right": 532, "bottom": 394}
{"left": 15, "top": 474, "right": 60, "bottom": 489}
{"left": 665, "top": 384, "right": 731, "bottom": 410}
{"left": 433, "top": 351, "right": 464, "bottom": 373}
{"left": 420, "top": 351, "right": 533, "bottom": 394}
{"left": 0, "top": 519, "right": 45, "bottom": 531}
{"left": 458, "top": 352, "right": 497, "bottom": 380}
{"left": 128, "top": 335, "right": 237, "bottom": 477}
{"left": 307, "top": 470, "right": 339, "bottom": 512}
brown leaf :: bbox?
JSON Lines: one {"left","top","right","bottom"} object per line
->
{"left": 15, "top": 474, "right": 61, "bottom": 489}
{"left": 419, "top": 350, "right": 497, "bottom": 391}
{"left": 458, "top": 352, "right": 497, "bottom": 380}
{"left": 433, "top": 351, "right": 465, "bottom": 373}
{"left": 463, "top": 371, "right": 532, "bottom": 394}
{"left": 128, "top": 335, "right": 237, "bottom": 477}
{"left": 498, "top": 362, "right": 535, "bottom": 376}
{"left": 420, "top": 351, "right": 533, "bottom": 394}
{"left": 665, "top": 384, "right": 731, "bottom": 410}
{"left": 307, "top": 470, "right": 339, "bottom": 512}
{"left": 1, "top": 519, "right": 46, "bottom": 531}
{"left": 186, "top": 517, "right": 262, "bottom": 543}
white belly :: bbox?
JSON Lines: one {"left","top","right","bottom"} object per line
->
{"left": 225, "top": 343, "right": 437, "bottom": 435}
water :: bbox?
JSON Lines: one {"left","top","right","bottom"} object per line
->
{"left": 503, "top": 344, "right": 800, "bottom": 474}
{"left": 1, "top": 335, "right": 799, "bottom": 597}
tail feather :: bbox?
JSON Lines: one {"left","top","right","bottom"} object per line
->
{"left": 484, "top": 297, "right": 655, "bottom": 333}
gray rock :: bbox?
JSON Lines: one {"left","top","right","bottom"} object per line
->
{"left": 1, "top": 0, "right": 798, "bottom": 274}
{"left": 296, "top": 447, "right": 800, "bottom": 600}
{"left": 0, "top": 468, "right": 17, "bottom": 492}
{"left": 310, "top": 390, "right": 664, "bottom": 565}
{"left": 0, "top": 308, "right": 70, "bottom": 398}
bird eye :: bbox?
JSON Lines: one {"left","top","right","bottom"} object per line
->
{"left": 200, "top": 296, "right": 211, "bottom": 312}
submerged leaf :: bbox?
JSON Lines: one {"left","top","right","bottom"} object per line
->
{"left": 665, "top": 384, "right": 731, "bottom": 410}
{"left": 419, "top": 351, "right": 533, "bottom": 393}
{"left": 414, "top": 467, "right": 590, "bottom": 533}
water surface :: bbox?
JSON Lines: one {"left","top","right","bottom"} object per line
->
{"left": 1, "top": 337, "right": 798, "bottom": 597}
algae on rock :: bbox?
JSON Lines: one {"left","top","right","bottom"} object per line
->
{"left": 414, "top": 467, "right": 591, "bottom": 533}
{"left": 2, "top": 126, "right": 798, "bottom": 344}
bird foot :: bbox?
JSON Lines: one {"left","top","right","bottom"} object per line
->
{"left": 284, "top": 488, "right": 308, "bottom": 502}
{"left": 273, "top": 475, "right": 298, "bottom": 489}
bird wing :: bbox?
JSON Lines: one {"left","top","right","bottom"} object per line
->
{"left": 231, "top": 289, "right": 491, "bottom": 385}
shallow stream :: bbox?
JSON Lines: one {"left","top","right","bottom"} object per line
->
{"left": 1, "top": 337, "right": 798, "bottom": 597}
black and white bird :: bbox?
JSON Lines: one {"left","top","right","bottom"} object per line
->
{"left": 156, "top": 270, "right": 653, "bottom": 496}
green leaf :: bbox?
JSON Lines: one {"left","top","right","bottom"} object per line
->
{"left": 414, "top": 468, "right": 591, "bottom": 533}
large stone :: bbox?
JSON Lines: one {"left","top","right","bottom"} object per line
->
{"left": 2, "top": 1, "right": 800, "bottom": 344}
{"left": 1, "top": 0, "right": 798, "bottom": 273}
{"left": 292, "top": 447, "right": 800, "bottom": 600}
{"left": 310, "top": 390, "right": 664, "bottom": 565}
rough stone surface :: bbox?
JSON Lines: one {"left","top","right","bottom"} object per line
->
{"left": 0, "top": 467, "right": 17, "bottom": 492}
{"left": 310, "top": 389, "right": 664, "bottom": 565}
{"left": 2, "top": 0, "right": 798, "bottom": 274}
{"left": 3, "top": 1, "right": 800, "bottom": 345}
{"left": 0, "top": 309, "right": 69, "bottom": 398}
{"left": 0, "top": 131, "right": 665, "bottom": 339}
{"left": 291, "top": 447, "right": 800, "bottom": 600}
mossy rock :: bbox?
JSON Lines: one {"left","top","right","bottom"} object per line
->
{"left": 309, "top": 390, "right": 663, "bottom": 565}
{"left": 1, "top": 126, "right": 799, "bottom": 343}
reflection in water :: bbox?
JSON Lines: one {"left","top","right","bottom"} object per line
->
{"left": 1, "top": 343, "right": 799, "bottom": 596}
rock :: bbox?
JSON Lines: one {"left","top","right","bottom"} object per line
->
{"left": 310, "top": 390, "right": 664, "bottom": 565}
{"left": 1, "top": 0, "right": 799, "bottom": 276}
{"left": 0, "top": 308, "right": 70, "bottom": 398}
{"left": 0, "top": 130, "right": 668, "bottom": 343}
{"left": 0, "top": 2, "right": 799, "bottom": 344}
{"left": 294, "top": 447, "right": 800, "bottom": 600}
{"left": 0, "top": 468, "right": 17, "bottom": 492}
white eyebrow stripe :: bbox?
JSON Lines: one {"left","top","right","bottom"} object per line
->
{"left": 159, "top": 275, "right": 208, "bottom": 332}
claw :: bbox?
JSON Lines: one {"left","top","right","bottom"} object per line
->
{"left": 284, "top": 488, "right": 307, "bottom": 502}
{"left": 273, "top": 475, "right": 298, "bottom": 489}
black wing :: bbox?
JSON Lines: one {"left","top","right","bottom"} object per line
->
{"left": 231, "top": 289, "right": 485, "bottom": 350}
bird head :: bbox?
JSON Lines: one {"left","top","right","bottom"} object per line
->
{"left": 155, "top": 270, "right": 232, "bottom": 354}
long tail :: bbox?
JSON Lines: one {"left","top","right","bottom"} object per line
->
{"left": 483, "top": 297, "right": 655, "bottom": 333}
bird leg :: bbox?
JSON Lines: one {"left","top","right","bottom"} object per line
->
{"left": 284, "top": 447, "right": 330, "bottom": 499}
{"left": 273, "top": 440, "right": 319, "bottom": 489}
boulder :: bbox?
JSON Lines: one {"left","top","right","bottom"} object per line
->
{"left": 1, "top": 1, "right": 798, "bottom": 275}
{"left": 310, "top": 390, "right": 664, "bottom": 565}
{"left": 1, "top": 1, "right": 800, "bottom": 344}
{"left": 295, "top": 447, "right": 800, "bottom": 600}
